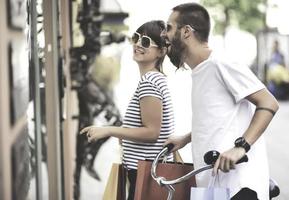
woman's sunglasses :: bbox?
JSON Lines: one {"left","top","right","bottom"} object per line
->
{"left": 131, "top": 32, "right": 158, "bottom": 48}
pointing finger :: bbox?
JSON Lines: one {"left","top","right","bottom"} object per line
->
{"left": 80, "top": 127, "right": 90, "bottom": 134}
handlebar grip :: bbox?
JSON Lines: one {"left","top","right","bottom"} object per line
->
{"left": 164, "top": 143, "right": 175, "bottom": 153}
{"left": 204, "top": 150, "right": 219, "bottom": 165}
{"left": 204, "top": 150, "right": 248, "bottom": 165}
{"left": 236, "top": 155, "right": 248, "bottom": 164}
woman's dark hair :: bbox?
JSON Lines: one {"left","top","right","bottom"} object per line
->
{"left": 136, "top": 20, "right": 167, "bottom": 72}
{"left": 173, "top": 3, "right": 210, "bottom": 43}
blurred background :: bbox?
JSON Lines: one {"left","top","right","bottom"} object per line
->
{"left": 0, "top": 0, "right": 288, "bottom": 200}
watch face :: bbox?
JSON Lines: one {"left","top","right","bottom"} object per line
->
{"left": 235, "top": 137, "right": 250, "bottom": 152}
{"left": 235, "top": 137, "right": 244, "bottom": 146}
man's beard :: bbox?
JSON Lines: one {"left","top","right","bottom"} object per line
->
{"left": 167, "top": 32, "right": 186, "bottom": 69}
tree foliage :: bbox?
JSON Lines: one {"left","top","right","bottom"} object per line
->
{"left": 201, "top": 0, "right": 267, "bottom": 35}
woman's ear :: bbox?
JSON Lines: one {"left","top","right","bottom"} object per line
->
{"left": 160, "top": 47, "right": 167, "bottom": 57}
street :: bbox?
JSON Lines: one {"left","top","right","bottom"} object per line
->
{"left": 265, "top": 100, "right": 289, "bottom": 200}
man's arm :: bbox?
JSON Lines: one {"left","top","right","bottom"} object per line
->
{"left": 243, "top": 88, "right": 279, "bottom": 145}
{"left": 164, "top": 132, "right": 191, "bottom": 152}
{"left": 213, "top": 88, "right": 279, "bottom": 174}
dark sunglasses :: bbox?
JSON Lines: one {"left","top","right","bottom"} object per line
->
{"left": 131, "top": 32, "right": 158, "bottom": 48}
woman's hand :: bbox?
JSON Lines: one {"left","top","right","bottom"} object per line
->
{"left": 80, "top": 126, "right": 111, "bottom": 143}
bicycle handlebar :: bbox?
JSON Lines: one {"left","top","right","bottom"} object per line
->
{"left": 151, "top": 144, "right": 248, "bottom": 188}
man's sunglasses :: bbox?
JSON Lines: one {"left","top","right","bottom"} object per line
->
{"left": 131, "top": 32, "right": 158, "bottom": 48}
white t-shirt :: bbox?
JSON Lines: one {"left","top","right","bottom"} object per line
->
{"left": 190, "top": 52, "right": 269, "bottom": 199}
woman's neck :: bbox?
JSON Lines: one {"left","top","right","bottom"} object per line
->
{"left": 138, "top": 64, "right": 159, "bottom": 76}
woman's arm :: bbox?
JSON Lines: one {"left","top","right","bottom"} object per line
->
{"left": 80, "top": 96, "right": 163, "bottom": 143}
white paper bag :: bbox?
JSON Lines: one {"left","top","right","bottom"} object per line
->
{"left": 190, "top": 174, "right": 230, "bottom": 200}
{"left": 190, "top": 187, "right": 230, "bottom": 200}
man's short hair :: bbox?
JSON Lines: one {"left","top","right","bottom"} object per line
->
{"left": 173, "top": 3, "right": 210, "bottom": 42}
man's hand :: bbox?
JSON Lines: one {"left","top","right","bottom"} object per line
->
{"left": 212, "top": 147, "right": 246, "bottom": 176}
{"left": 163, "top": 133, "right": 190, "bottom": 152}
{"left": 80, "top": 126, "right": 111, "bottom": 143}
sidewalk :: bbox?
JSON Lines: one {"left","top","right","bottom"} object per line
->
{"left": 80, "top": 137, "right": 120, "bottom": 200}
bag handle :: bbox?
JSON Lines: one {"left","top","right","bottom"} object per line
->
{"left": 173, "top": 151, "right": 184, "bottom": 164}
{"left": 118, "top": 139, "right": 123, "bottom": 163}
{"left": 208, "top": 174, "right": 218, "bottom": 188}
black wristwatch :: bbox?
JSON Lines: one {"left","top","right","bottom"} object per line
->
{"left": 234, "top": 137, "right": 251, "bottom": 152}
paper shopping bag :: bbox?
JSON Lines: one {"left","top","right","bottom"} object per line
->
{"left": 103, "top": 163, "right": 126, "bottom": 200}
{"left": 134, "top": 160, "right": 196, "bottom": 200}
{"left": 190, "top": 187, "right": 230, "bottom": 200}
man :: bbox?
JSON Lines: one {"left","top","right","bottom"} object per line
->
{"left": 163, "top": 3, "right": 279, "bottom": 200}
{"left": 269, "top": 40, "right": 285, "bottom": 67}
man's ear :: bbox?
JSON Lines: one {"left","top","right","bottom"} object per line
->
{"left": 183, "top": 25, "right": 192, "bottom": 39}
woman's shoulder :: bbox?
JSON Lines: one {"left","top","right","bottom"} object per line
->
{"left": 141, "top": 71, "right": 166, "bottom": 84}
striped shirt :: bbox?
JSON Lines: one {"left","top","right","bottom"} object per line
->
{"left": 122, "top": 71, "right": 174, "bottom": 170}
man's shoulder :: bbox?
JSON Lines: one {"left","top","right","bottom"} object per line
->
{"left": 209, "top": 52, "right": 248, "bottom": 70}
{"left": 211, "top": 57, "right": 250, "bottom": 73}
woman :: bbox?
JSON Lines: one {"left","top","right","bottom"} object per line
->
{"left": 80, "top": 20, "right": 174, "bottom": 199}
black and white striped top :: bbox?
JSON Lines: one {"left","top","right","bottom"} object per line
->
{"left": 122, "top": 71, "right": 174, "bottom": 170}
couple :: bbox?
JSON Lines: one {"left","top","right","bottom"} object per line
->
{"left": 81, "top": 3, "right": 279, "bottom": 200}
